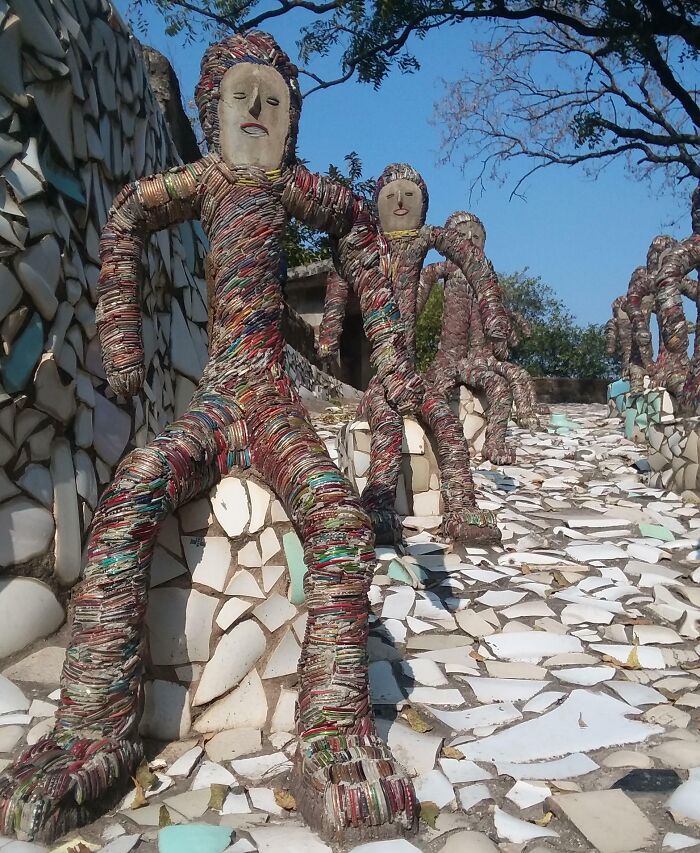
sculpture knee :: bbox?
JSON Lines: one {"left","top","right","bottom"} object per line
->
{"left": 300, "top": 478, "right": 373, "bottom": 544}
{"left": 108, "top": 446, "right": 174, "bottom": 514}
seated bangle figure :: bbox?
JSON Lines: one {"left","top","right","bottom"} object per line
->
{"left": 0, "top": 32, "right": 427, "bottom": 843}
{"left": 318, "top": 164, "right": 506, "bottom": 545}
{"left": 655, "top": 184, "right": 700, "bottom": 411}
{"left": 417, "top": 211, "right": 544, "bottom": 466}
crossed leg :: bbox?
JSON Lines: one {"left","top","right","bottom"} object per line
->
{"left": 0, "top": 385, "right": 245, "bottom": 841}
{"left": 484, "top": 357, "right": 545, "bottom": 425}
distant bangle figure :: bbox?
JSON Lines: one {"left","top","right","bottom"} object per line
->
{"left": 417, "top": 211, "right": 544, "bottom": 466}
{"left": 655, "top": 184, "right": 700, "bottom": 410}
{"left": 0, "top": 32, "right": 428, "bottom": 843}
{"left": 318, "top": 164, "right": 507, "bottom": 545}
{"left": 606, "top": 295, "right": 634, "bottom": 377}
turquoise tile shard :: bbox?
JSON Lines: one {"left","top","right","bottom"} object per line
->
{"left": 283, "top": 530, "right": 307, "bottom": 605}
{"left": 2, "top": 312, "right": 43, "bottom": 392}
{"left": 549, "top": 413, "right": 580, "bottom": 435}
{"left": 639, "top": 523, "right": 674, "bottom": 542}
{"left": 158, "top": 824, "right": 232, "bottom": 853}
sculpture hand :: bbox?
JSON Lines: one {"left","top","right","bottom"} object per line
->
{"left": 105, "top": 363, "right": 146, "bottom": 398}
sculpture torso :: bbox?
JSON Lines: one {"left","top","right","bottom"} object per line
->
{"left": 381, "top": 230, "right": 431, "bottom": 362}
{"left": 200, "top": 162, "right": 287, "bottom": 371}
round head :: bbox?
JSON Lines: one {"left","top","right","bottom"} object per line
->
{"left": 374, "top": 163, "right": 429, "bottom": 233}
{"left": 692, "top": 184, "right": 700, "bottom": 235}
{"left": 195, "top": 31, "right": 301, "bottom": 170}
{"left": 646, "top": 235, "right": 676, "bottom": 274}
{"left": 445, "top": 210, "right": 486, "bottom": 250}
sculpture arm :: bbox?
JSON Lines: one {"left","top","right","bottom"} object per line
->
{"left": 417, "top": 261, "right": 450, "bottom": 315}
{"left": 283, "top": 166, "right": 423, "bottom": 413}
{"left": 625, "top": 267, "right": 654, "bottom": 367}
{"left": 96, "top": 161, "right": 205, "bottom": 396}
{"left": 429, "top": 226, "right": 510, "bottom": 358}
{"left": 604, "top": 318, "right": 617, "bottom": 356}
{"left": 317, "top": 270, "right": 350, "bottom": 358}
{"left": 655, "top": 236, "right": 700, "bottom": 357}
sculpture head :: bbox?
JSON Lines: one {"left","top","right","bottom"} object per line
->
{"left": 692, "top": 183, "right": 700, "bottom": 235}
{"left": 445, "top": 211, "right": 486, "bottom": 250}
{"left": 195, "top": 31, "right": 301, "bottom": 170}
{"left": 646, "top": 235, "right": 676, "bottom": 275}
{"left": 374, "top": 163, "right": 429, "bottom": 233}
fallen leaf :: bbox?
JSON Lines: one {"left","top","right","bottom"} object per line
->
{"left": 420, "top": 801, "right": 440, "bottom": 829}
{"left": 626, "top": 644, "right": 641, "bottom": 669}
{"left": 534, "top": 811, "right": 553, "bottom": 827}
{"left": 67, "top": 844, "right": 94, "bottom": 853}
{"left": 130, "top": 779, "right": 147, "bottom": 810}
{"left": 158, "top": 805, "right": 172, "bottom": 828}
{"left": 208, "top": 783, "right": 228, "bottom": 810}
{"left": 469, "top": 650, "right": 486, "bottom": 662}
{"left": 441, "top": 746, "right": 464, "bottom": 760}
{"left": 401, "top": 707, "right": 433, "bottom": 733}
{"left": 135, "top": 760, "right": 158, "bottom": 791}
{"left": 274, "top": 788, "right": 297, "bottom": 811}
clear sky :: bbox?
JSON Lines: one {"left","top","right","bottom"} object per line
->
{"left": 118, "top": 2, "right": 696, "bottom": 327}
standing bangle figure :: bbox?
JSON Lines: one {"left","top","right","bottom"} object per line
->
{"left": 0, "top": 32, "right": 426, "bottom": 843}
{"left": 417, "top": 211, "right": 544, "bottom": 466}
{"left": 319, "top": 165, "right": 505, "bottom": 545}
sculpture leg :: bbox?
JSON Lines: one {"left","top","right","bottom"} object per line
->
{"left": 419, "top": 391, "right": 500, "bottom": 544}
{"left": 486, "top": 357, "right": 544, "bottom": 425}
{"left": 357, "top": 377, "right": 404, "bottom": 545}
{"left": 456, "top": 356, "right": 515, "bottom": 465}
{"left": 246, "top": 379, "right": 417, "bottom": 840}
{"left": 0, "top": 389, "right": 244, "bottom": 842}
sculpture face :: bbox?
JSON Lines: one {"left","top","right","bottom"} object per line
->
{"left": 377, "top": 179, "right": 424, "bottom": 232}
{"left": 219, "top": 63, "right": 290, "bottom": 170}
{"left": 455, "top": 220, "right": 486, "bottom": 250}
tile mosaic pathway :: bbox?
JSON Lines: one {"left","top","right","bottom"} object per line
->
{"left": 2, "top": 403, "right": 700, "bottom": 852}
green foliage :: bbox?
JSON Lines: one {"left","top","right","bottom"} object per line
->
{"left": 416, "top": 269, "right": 620, "bottom": 380}
{"left": 415, "top": 283, "right": 444, "bottom": 372}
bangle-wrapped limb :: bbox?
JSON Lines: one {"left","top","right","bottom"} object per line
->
{"left": 96, "top": 162, "right": 205, "bottom": 396}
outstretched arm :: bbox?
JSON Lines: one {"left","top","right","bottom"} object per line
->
{"left": 655, "top": 236, "right": 700, "bottom": 358}
{"left": 317, "top": 270, "right": 350, "bottom": 358}
{"left": 417, "top": 261, "right": 450, "bottom": 316}
{"left": 96, "top": 161, "right": 206, "bottom": 397}
{"left": 283, "top": 166, "right": 423, "bottom": 413}
{"left": 428, "top": 226, "right": 510, "bottom": 358}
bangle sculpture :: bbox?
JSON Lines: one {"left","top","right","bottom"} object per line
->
{"left": 0, "top": 32, "right": 426, "bottom": 843}
{"left": 654, "top": 184, "right": 700, "bottom": 411}
{"left": 318, "top": 164, "right": 504, "bottom": 545}
{"left": 418, "top": 211, "right": 544, "bottom": 466}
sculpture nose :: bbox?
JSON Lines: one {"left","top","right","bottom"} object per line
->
{"left": 248, "top": 87, "right": 262, "bottom": 119}
{"left": 397, "top": 190, "right": 404, "bottom": 207}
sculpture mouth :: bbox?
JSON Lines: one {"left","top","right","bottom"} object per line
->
{"left": 241, "top": 122, "right": 269, "bottom": 136}
{"left": 393, "top": 208, "right": 408, "bottom": 216}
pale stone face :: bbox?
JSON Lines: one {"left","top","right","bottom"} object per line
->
{"left": 377, "top": 179, "right": 424, "bottom": 232}
{"left": 218, "top": 64, "right": 290, "bottom": 170}
{"left": 454, "top": 220, "right": 486, "bottom": 250}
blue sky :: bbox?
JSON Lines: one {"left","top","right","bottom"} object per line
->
{"left": 119, "top": 3, "right": 696, "bottom": 327}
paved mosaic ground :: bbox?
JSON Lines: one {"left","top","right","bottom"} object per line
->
{"left": 2, "top": 403, "right": 700, "bottom": 853}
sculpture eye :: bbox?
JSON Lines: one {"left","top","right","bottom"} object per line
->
{"left": 267, "top": 97, "right": 280, "bottom": 106}
{"left": 406, "top": 191, "right": 413, "bottom": 196}
{"left": 386, "top": 192, "right": 395, "bottom": 199}
{"left": 232, "top": 92, "right": 246, "bottom": 100}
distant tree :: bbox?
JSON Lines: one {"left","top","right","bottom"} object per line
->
{"left": 415, "top": 269, "right": 620, "bottom": 379}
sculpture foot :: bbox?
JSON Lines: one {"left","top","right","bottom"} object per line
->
{"left": 443, "top": 509, "right": 501, "bottom": 545}
{"left": 482, "top": 440, "right": 515, "bottom": 466}
{"left": 0, "top": 733, "right": 143, "bottom": 843}
{"left": 515, "top": 413, "right": 540, "bottom": 429}
{"left": 365, "top": 507, "right": 404, "bottom": 546}
{"left": 294, "top": 734, "right": 418, "bottom": 842}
